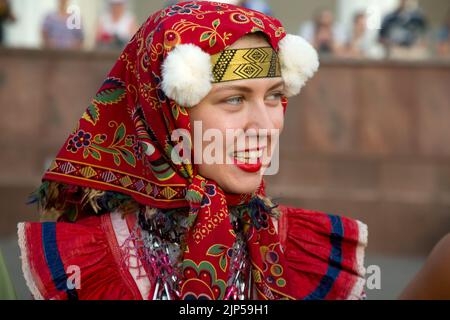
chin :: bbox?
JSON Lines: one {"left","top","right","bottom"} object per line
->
{"left": 219, "top": 170, "right": 262, "bottom": 195}
{"left": 199, "top": 165, "right": 263, "bottom": 195}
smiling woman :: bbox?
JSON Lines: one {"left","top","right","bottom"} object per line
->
{"left": 189, "top": 33, "right": 286, "bottom": 195}
{"left": 17, "top": 1, "right": 368, "bottom": 300}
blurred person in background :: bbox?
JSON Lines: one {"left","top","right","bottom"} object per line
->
{"left": 96, "top": 0, "right": 138, "bottom": 50}
{"left": 299, "top": 9, "right": 346, "bottom": 57}
{"left": 378, "top": 0, "right": 429, "bottom": 60}
{"left": 42, "top": 0, "right": 84, "bottom": 50}
{"left": 400, "top": 234, "right": 450, "bottom": 299}
{"left": 341, "top": 11, "right": 383, "bottom": 59}
{"left": 0, "top": 249, "right": 16, "bottom": 299}
{"left": 341, "top": 12, "right": 371, "bottom": 58}
{"left": 0, "top": 0, "right": 15, "bottom": 46}
{"left": 166, "top": 1, "right": 272, "bottom": 16}
{"left": 436, "top": 8, "right": 450, "bottom": 58}
{"left": 242, "top": 0, "right": 272, "bottom": 16}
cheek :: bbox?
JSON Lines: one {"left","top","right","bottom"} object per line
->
{"left": 188, "top": 107, "right": 243, "bottom": 167}
{"left": 190, "top": 106, "right": 245, "bottom": 137}
{"left": 269, "top": 106, "right": 285, "bottom": 132}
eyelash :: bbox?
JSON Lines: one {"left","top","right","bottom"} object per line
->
{"left": 224, "top": 92, "right": 284, "bottom": 106}
{"left": 226, "top": 96, "right": 244, "bottom": 105}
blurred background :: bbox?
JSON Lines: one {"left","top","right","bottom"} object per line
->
{"left": 0, "top": 0, "right": 449, "bottom": 299}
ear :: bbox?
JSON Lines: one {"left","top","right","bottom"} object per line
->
{"left": 161, "top": 44, "right": 213, "bottom": 107}
{"left": 278, "top": 34, "right": 320, "bottom": 97}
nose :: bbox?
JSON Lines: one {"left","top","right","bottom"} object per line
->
{"left": 244, "top": 97, "right": 276, "bottom": 132}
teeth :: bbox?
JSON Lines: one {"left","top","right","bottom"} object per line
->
{"left": 232, "top": 150, "right": 264, "bottom": 163}
{"left": 249, "top": 150, "right": 262, "bottom": 158}
{"left": 235, "top": 156, "right": 248, "bottom": 163}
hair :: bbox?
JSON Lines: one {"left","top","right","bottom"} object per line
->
{"left": 228, "top": 31, "right": 272, "bottom": 50}
{"left": 242, "top": 31, "right": 271, "bottom": 43}
{"left": 353, "top": 11, "right": 366, "bottom": 23}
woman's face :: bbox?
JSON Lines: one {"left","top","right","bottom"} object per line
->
{"left": 111, "top": 3, "right": 126, "bottom": 18}
{"left": 188, "top": 34, "right": 285, "bottom": 194}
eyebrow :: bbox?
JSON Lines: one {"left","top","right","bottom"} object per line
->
{"left": 213, "top": 80, "right": 285, "bottom": 94}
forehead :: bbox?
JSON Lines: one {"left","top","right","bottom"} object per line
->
{"left": 210, "top": 77, "right": 284, "bottom": 94}
{"left": 228, "top": 33, "right": 271, "bottom": 50}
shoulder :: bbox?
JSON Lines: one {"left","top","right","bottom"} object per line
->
{"left": 400, "top": 234, "right": 450, "bottom": 299}
{"left": 277, "top": 205, "right": 368, "bottom": 300}
{"left": 17, "top": 212, "right": 150, "bottom": 300}
{"left": 42, "top": 13, "right": 56, "bottom": 25}
{"left": 278, "top": 205, "right": 368, "bottom": 247}
{"left": 123, "top": 12, "right": 136, "bottom": 22}
{"left": 381, "top": 12, "right": 400, "bottom": 27}
{"left": 437, "top": 27, "right": 449, "bottom": 41}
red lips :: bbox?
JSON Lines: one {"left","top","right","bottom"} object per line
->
{"left": 233, "top": 157, "right": 263, "bottom": 173}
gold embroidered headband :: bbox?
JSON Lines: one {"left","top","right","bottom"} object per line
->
{"left": 161, "top": 35, "right": 320, "bottom": 107}
{"left": 210, "top": 47, "right": 281, "bottom": 83}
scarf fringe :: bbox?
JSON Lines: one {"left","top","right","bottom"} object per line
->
{"left": 27, "top": 181, "right": 279, "bottom": 222}
{"left": 27, "top": 181, "right": 141, "bottom": 221}
{"left": 251, "top": 194, "right": 281, "bottom": 219}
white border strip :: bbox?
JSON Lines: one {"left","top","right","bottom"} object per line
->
{"left": 347, "top": 220, "right": 369, "bottom": 300}
{"left": 17, "top": 223, "right": 44, "bottom": 300}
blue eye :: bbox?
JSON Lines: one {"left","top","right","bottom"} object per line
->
{"left": 226, "top": 96, "right": 244, "bottom": 105}
{"left": 266, "top": 92, "right": 283, "bottom": 101}
{"left": 265, "top": 92, "right": 284, "bottom": 105}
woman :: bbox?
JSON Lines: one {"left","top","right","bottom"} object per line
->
{"left": 0, "top": 0, "right": 15, "bottom": 46}
{"left": 436, "top": 9, "right": 450, "bottom": 58}
{"left": 18, "top": 1, "right": 367, "bottom": 300}
{"left": 42, "top": 0, "right": 84, "bottom": 50}
{"left": 400, "top": 234, "right": 450, "bottom": 300}
{"left": 96, "top": 0, "right": 138, "bottom": 50}
{"left": 299, "top": 9, "right": 345, "bottom": 57}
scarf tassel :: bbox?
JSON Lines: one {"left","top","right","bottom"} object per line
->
{"left": 27, "top": 181, "right": 141, "bottom": 221}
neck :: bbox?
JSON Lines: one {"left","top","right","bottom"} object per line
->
{"left": 58, "top": 7, "right": 67, "bottom": 16}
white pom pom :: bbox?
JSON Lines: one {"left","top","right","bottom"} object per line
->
{"left": 161, "top": 44, "right": 213, "bottom": 107}
{"left": 278, "top": 34, "right": 320, "bottom": 97}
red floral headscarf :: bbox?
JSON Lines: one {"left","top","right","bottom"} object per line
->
{"left": 41, "top": 1, "right": 295, "bottom": 300}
